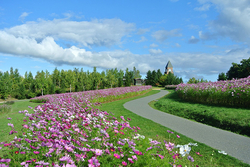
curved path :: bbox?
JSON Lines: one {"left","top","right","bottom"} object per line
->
{"left": 124, "top": 90, "right": 250, "bottom": 164}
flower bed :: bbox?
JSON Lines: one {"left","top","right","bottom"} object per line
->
{"left": 1, "top": 86, "right": 204, "bottom": 166}
{"left": 165, "top": 85, "right": 177, "bottom": 89}
{"left": 30, "top": 86, "right": 152, "bottom": 104}
{"left": 176, "top": 76, "right": 250, "bottom": 108}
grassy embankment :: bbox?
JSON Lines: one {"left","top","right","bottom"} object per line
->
{"left": 153, "top": 90, "right": 250, "bottom": 137}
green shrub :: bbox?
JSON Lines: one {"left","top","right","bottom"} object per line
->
{"left": 5, "top": 101, "right": 14, "bottom": 105}
{"left": 30, "top": 98, "right": 47, "bottom": 103}
{"left": 0, "top": 104, "right": 11, "bottom": 114}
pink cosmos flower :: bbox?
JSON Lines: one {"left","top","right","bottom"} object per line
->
{"left": 165, "top": 142, "right": 174, "bottom": 151}
{"left": 128, "top": 158, "right": 134, "bottom": 163}
{"left": 172, "top": 153, "right": 180, "bottom": 160}
{"left": 88, "top": 157, "right": 100, "bottom": 167}
{"left": 65, "top": 145, "right": 73, "bottom": 152}
{"left": 122, "top": 161, "right": 127, "bottom": 166}
{"left": 33, "top": 151, "right": 39, "bottom": 154}
{"left": 196, "top": 152, "right": 202, "bottom": 156}
{"left": 0, "top": 159, "right": 11, "bottom": 163}
{"left": 114, "top": 153, "right": 120, "bottom": 159}
{"left": 158, "top": 154, "right": 164, "bottom": 159}
{"left": 95, "top": 149, "right": 103, "bottom": 156}
{"left": 132, "top": 155, "right": 137, "bottom": 160}
{"left": 7, "top": 123, "right": 14, "bottom": 128}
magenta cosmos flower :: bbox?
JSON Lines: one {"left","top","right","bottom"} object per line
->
{"left": 114, "top": 153, "right": 120, "bottom": 159}
{"left": 122, "top": 161, "right": 127, "bottom": 166}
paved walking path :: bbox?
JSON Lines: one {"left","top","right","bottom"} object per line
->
{"left": 124, "top": 90, "right": 250, "bottom": 164}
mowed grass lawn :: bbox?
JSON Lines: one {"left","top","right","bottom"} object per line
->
{"left": 153, "top": 90, "right": 250, "bottom": 137}
{"left": 0, "top": 90, "right": 249, "bottom": 166}
{"left": 0, "top": 101, "right": 39, "bottom": 143}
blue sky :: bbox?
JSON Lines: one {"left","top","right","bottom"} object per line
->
{"left": 0, "top": 0, "right": 250, "bottom": 82}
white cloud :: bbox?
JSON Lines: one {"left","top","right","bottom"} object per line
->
{"left": 152, "top": 29, "right": 182, "bottom": 42}
{"left": 5, "top": 18, "right": 135, "bottom": 47}
{"left": 194, "top": 3, "right": 211, "bottom": 11}
{"left": 198, "top": 31, "right": 216, "bottom": 40}
{"left": 19, "top": 12, "right": 30, "bottom": 22}
{"left": 137, "top": 28, "right": 150, "bottom": 35}
{"left": 135, "top": 36, "right": 147, "bottom": 43}
{"left": 0, "top": 30, "right": 139, "bottom": 70}
{"left": 150, "top": 43, "right": 158, "bottom": 47}
{"left": 187, "top": 24, "right": 199, "bottom": 30}
{"left": 188, "top": 36, "right": 200, "bottom": 44}
{"left": 175, "top": 43, "right": 181, "bottom": 47}
{"left": 149, "top": 49, "right": 163, "bottom": 55}
{"left": 196, "top": 0, "right": 250, "bottom": 46}
{"left": 1, "top": 26, "right": 249, "bottom": 79}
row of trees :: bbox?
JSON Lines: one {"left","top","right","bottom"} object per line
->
{"left": 145, "top": 70, "right": 183, "bottom": 86}
{"left": 187, "top": 77, "right": 208, "bottom": 84}
{"left": 218, "top": 57, "right": 250, "bottom": 81}
{"left": 0, "top": 67, "right": 141, "bottom": 100}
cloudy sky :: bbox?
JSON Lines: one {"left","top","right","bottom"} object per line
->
{"left": 0, "top": 0, "right": 250, "bottom": 82}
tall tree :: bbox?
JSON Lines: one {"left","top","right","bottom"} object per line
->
{"left": 118, "top": 69, "right": 124, "bottom": 87}
{"left": 52, "top": 68, "right": 60, "bottom": 87}
{"left": 0, "top": 71, "right": 12, "bottom": 99}
{"left": 124, "top": 68, "right": 133, "bottom": 86}
{"left": 156, "top": 69, "right": 162, "bottom": 80}
{"left": 226, "top": 58, "right": 250, "bottom": 80}
{"left": 133, "top": 66, "right": 141, "bottom": 79}
{"left": 218, "top": 72, "right": 227, "bottom": 81}
{"left": 145, "top": 70, "right": 152, "bottom": 85}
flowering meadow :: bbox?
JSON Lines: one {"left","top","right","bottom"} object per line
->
{"left": 176, "top": 76, "right": 250, "bottom": 108}
{"left": 0, "top": 86, "right": 205, "bottom": 167}
{"left": 30, "top": 86, "right": 152, "bottom": 104}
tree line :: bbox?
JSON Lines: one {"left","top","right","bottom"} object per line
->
{"left": 0, "top": 67, "right": 141, "bottom": 100}
{"left": 218, "top": 57, "right": 250, "bottom": 81}
{"left": 145, "top": 69, "right": 183, "bottom": 86}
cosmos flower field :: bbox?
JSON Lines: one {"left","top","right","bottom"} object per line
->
{"left": 176, "top": 76, "right": 250, "bottom": 108}
{"left": 1, "top": 86, "right": 205, "bottom": 166}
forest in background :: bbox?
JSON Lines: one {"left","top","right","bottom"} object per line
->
{"left": 0, "top": 66, "right": 141, "bottom": 100}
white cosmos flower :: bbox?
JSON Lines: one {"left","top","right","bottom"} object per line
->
{"left": 179, "top": 144, "right": 191, "bottom": 157}
{"left": 218, "top": 150, "right": 227, "bottom": 155}
{"left": 188, "top": 143, "right": 198, "bottom": 146}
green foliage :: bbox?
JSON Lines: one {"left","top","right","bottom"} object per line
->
{"left": 133, "top": 66, "right": 141, "bottom": 79}
{"left": 221, "top": 57, "right": 250, "bottom": 80}
{"left": 29, "top": 98, "right": 47, "bottom": 103}
{"left": 218, "top": 72, "right": 227, "bottom": 81}
{"left": 0, "top": 66, "right": 142, "bottom": 99}
{"left": 146, "top": 69, "right": 182, "bottom": 86}
{"left": 0, "top": 71, "right": 12, "bottom": 100}
{"left": 5, "top": 101, "right": 15, "bottom": 105}
{"left": 187, "top": 77, "right": 208, "bottom": 84}
{"left": 0, "top": 104, "right": 11, "bottom": 115}
{"left": 49, "top": 82, "right": 56, "bottom": 94}
{"left": 124, "top": 68, "right": 133, "bottom": 86}
{"left": 145, "top": 70, "right": 152, "bottom": 85}
{"left": 18, "top": 82, "right": 26, "bottom": 99}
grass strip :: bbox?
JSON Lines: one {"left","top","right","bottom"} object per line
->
{"left": 0, "top": 101, "right": 39, "bottom": 143}
{"left": 154, "top": 90, "right": 250, "bottom": 137}
{"left": 97, "top": 90, "right": 250, "bottom": 167}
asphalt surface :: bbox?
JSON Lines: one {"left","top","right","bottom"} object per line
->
{"left": 123, "top": 90, "right": 250, "bottom": 165}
